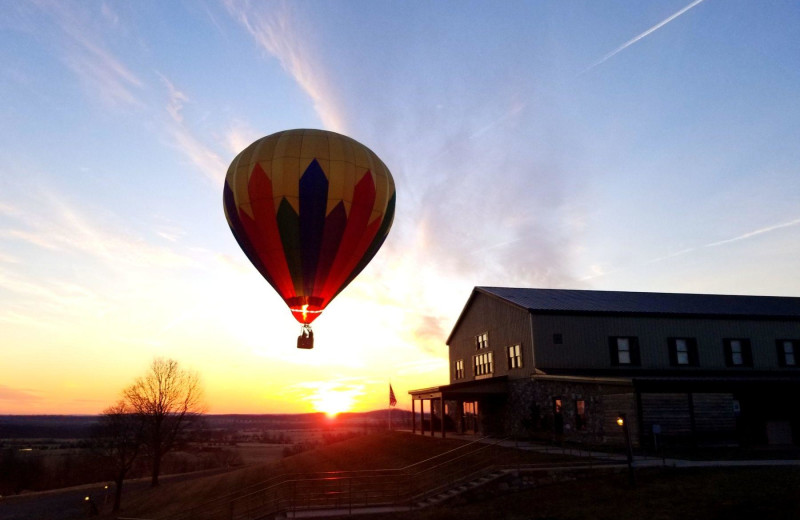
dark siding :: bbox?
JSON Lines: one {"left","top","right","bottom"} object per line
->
{"left": 641, "top": 393, "right": 692, "bottom": 435}
{"left": 447, "top": 293, "right": 533, "bottom": 382}
{"left": 693, "top": 393, "right": 736, "bottom": 433}
{"left": 532, "top": 314, "right": 800, "bottom": 371}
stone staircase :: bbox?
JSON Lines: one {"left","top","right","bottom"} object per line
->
{"left": 413, "top": 468, "right": 511, "bottom": 508}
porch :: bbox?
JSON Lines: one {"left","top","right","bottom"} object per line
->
{"left": 408, "top": 376, "right": 509, "bottom": 438}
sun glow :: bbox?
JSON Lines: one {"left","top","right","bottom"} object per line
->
{"left": 306, "top": 383, "right": 364, "bottom": 417}
{"left": 313, "top": 390, "right": 355, "bottom": 418}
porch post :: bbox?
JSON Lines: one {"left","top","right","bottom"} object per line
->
{"left": 412, "top": 398, "right": 416, "bottom": 434}
{"left": 441, "top": 398, "right": 446, "bottom": 438}
{"left": 420, "top": 399, "right": 425, "bottom": 436}
{"left": 430, "top": 398, "right": 435, "bottom": 437}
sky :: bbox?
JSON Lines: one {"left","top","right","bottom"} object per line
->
{"left": 1, "top": 0, "right": 799, "bottom": 415}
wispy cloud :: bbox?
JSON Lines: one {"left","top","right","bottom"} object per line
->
{"left": 224, "top": 120, "right": 261, "bottom": 156}
{"left": 0, "top": 251, "right": 19, "bottom": 264}
{"left": 413, "top": 315, "right": 447, "bottom": 346}
{"left": 224, "top": 0, "right": 345, "bottom": 131}
{"left": 159, "top": 74, "right": 228, "bottom": 185}
{"left": 0, "top": 384, "right": 41, "bottom": 403}
{"left": 0, "top": 191, "right": 193, "bottom": 270}
{"left": 287, "top": 379, "right": 366, "bottom": 414}
{"left": 161, "top": 74, "right": 189, "bottom": 123}
{"left": 166, "top": 124, "right": 228, "bottom": 185}
{"left": 581, "top": 0, "right": 708, "bottom": 74}
{"left": 0, "top": 269, "right": 109, "bottom": 326}
{"left": 581, "top": 216, "right": 800, "bottom": 281}
{"left": 33, "top": 1, "right": 144, "bottom": 106}
{"left": 394, "top": 358, "right": 447, "bottom": 377}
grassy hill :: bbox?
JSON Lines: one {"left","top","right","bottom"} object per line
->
{"left": 114, "top": 432, "right": 567, "bottom": 518}
{"left": 111, "top": 432, "right": 800, "bottom": 520}
{"left": 350, "top": 466, "right": 800, "bottom": 520}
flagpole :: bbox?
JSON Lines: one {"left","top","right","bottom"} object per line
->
{"left": 388, "top": 382, "right": 396, "bottom": 431}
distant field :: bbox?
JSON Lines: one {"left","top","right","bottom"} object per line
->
{"left": 229, "top": 443, "right": 285, "bottom": 465}
{"left": 0, "top": 412, "right": 406, "bottom": 496}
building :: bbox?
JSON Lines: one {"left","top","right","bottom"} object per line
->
{"left": 409, "top": 287, "right": 800, "bottom": 447}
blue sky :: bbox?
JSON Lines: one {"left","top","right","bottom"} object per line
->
{"left": 1, "top": 0, "right": 798, "bottom": 414}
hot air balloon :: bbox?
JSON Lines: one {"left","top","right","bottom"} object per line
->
{"left": 223, "top": 129, "right": 396, "bottom": 349}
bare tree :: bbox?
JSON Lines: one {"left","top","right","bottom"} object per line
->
{"left": 123, "top": 358, "right": 204, "bottom": 487}
{"left": 95, "top": 400, "right": 144, "bottom": 511}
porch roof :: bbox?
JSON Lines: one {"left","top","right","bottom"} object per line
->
{"left": 408, "top": 376, "right": 509, "bottom": 400}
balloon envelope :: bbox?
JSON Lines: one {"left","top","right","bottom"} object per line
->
{"left": 223, "top": 129, "right": 396, "bottom": 325}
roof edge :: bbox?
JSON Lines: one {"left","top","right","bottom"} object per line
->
{"left": 445, "top": 287, "right": 531, "bottom": 345}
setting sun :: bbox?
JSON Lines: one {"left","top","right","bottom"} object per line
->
{"left": 309, "top": 385, "right": 362, "bottom": 417}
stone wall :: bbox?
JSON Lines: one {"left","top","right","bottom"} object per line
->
{"left": 503, "top": 379, "right": 636, "bottom": 446}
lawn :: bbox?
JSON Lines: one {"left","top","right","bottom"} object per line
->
{"left": 116, "top": 432, "right": 571, "bottom": 518}
{"left": 113, "top": 433, "right": 800, "bottom": 520}
{"left": 352, "top": 466, "right": 800, "bottom": 520}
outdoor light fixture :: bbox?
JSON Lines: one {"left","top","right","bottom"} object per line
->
{"left": 617, "top": 412, "right": 635, "bottom": 486}
{"left": 84, "top": 496, "right": 89, "bottom": 501}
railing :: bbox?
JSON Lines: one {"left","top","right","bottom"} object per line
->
{"left": 162, "top": 435, "right": 626, "bottom": 520}
{"left": 167, "top": 435, "right": 497, "bottom": 520}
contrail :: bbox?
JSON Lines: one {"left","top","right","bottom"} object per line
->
{"left": 581, "top": 0, "right": 708, "bottom": 74}
{"left": 579, "top": 216, "right": 800, "bottom": 281}
{"left": 705, "top": 218, "right": 800, "bottom": 248}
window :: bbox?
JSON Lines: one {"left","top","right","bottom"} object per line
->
{"left": 553, "top": 333, "right": 563, "bottom": 345}
{"left": 575, "top": 400, "right": 586, "bottom": 430}
{"left": 473, "top": 352, "right": 493, "bottom": 376}
{"left": 668, "top": 338, "right": 698, "bottom": 366}
{"left": 724, "top": 338, "right": 752, "bottom": 367}
{"left": 617, "top": 338, "right": 631, "bottom": 364}
{"left": 476, "top": 332, "right": 489, "bottom": 350}
{"left": 609, "top": 336, "right": 640, "bottom": 366}
{"left": 507, "top": 344, "right": 523, "bottom": 369}
{"left": 553, "top": 398, "right": 564, "bottom": 434}
{"left": 454, "top": 359, "right": 465, "bottom": 379}
{"left": 777, "top": 340, "right": 798, "bottom": 367}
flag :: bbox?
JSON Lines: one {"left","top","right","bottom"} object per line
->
{"left": 389, "top": 384, "right": 397, "bottom": 407}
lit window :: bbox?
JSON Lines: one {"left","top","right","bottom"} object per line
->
{"left": 576, "top": 400, "right": 586, "bottom": 430}
{"left": 454, "top": 359, "right": 464, "bottom": 379}
{"left": 507, "top": 344, "right": 523, "bottom": 369}
{"left": 476, "top": 332, "right": 489, "bottom": 350}
{"left": 473, "top": 352, "right": 493, "bottom": 376}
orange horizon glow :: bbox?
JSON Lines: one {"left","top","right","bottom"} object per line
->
{"left": 310, "top": 386, "right": 359, "bottom": 418}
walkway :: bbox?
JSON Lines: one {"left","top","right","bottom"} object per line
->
{"left": 401, "top": 429, "right": 800, "bottom": 469}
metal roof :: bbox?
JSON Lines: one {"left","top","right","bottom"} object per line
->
{"left": 477, "top": 287, "right": 800, "bottom": 318}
